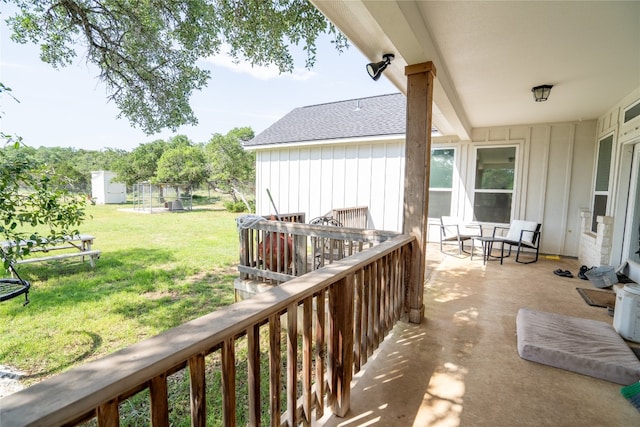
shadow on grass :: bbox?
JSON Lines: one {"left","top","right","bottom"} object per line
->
{"left": 110, "top": 270, "right": 237, "bottom": 331}
{"left": 16, "top": 330, "right": 102, "bottom": 380}
{"left": 12, "top": 248, "right": 238, "bottom": 330}
{"left": 1, "top": 247, "right": 241, "bottom": 378}
{"left": 10, "top": 248, "right": 178, "bottom": 311}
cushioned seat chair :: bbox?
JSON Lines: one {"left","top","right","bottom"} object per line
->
{"left": 439, "top": 216, "right": 482, "bottom": 254}
{"left": 492, "top": 220, "right": 541, "bottom": 264}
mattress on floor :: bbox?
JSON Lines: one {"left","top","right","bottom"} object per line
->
{"left": 516, "top": 308, "right": 640, "bottom": 385}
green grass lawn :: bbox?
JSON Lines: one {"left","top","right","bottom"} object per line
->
{"left": 0, "top": 202, "right": 243, "bottom": 384}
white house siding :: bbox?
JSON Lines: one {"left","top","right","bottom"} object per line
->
{"left": 255, "top": 139, "right": 406, "bottom": 231}
{"left": 255, "top": 121, "right": 595, "bottom": 257}
{"left": 430, "top": 120, "right": 597, "bottom": 257}
{"left": 584, "top": 85, "right": 640, "bottom": 277}
{"left": 429, "top": 84, "right": 640, "bottom": 266}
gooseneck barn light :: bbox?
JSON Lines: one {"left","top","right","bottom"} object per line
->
{"left": 532, "top": 84, "right": 553, "bottom": 102}
{"left": 366, "top": 53, "right": 395, "bottom": 81}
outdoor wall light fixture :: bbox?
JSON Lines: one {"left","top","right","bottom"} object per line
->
{"left": 532, "top": 84, "right": 553, "bottom": 102}
{"left": 366, "top": 53, "right": 395, "bottom": 81}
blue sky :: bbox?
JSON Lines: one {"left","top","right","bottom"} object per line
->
{"left": 0, "top": 13, "right": 398, "bottom": 152}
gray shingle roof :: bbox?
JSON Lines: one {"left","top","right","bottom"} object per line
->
{"left": 245, "top": 93, "right": 406, "bottom": 147}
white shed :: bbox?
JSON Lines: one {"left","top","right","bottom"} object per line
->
{"left": 91, "top": 170, "right": 127, "bottom": 204}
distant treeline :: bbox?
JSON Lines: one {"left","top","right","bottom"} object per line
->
{"left": 9, "top": 128, "right": 256, "bottom": 202}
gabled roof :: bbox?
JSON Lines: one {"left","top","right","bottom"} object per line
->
{"left": 245, "top": 93, "right": 406, "bottom": 147}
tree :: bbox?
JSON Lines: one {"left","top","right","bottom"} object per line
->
{"left": 64, "top": 147, "right": 128, "bottom": 179}
{"left": 5, "top": 1, "right": 347, "bottom": 134}
{"left": 0, "top": 84, "right": 87, "bottom": 271}
{"left": 205, "top": 127, "right": 255, "bottom": 204}
{"left": 155, "top": 144, "right": 208, "bottom": 189}
{"left": 112, "top": 139, "right": 169, "bottom": 186}
{"left": 0, "top": 142, "right": 87, "bottom": 269}
{"left": 91, "top": 147, "right": 129, "bottom": 172}
{"left": 33, "top": 147, "right": 90, "bottom": 193}
{"left": 0, "top": 145, "right": 129, "bottom": 195}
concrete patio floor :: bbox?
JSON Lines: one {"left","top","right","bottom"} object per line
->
{"left": 319, "top": 244, "right": 640, "bottom": 426}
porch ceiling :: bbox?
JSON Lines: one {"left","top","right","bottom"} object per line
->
{"left": 311, "top": 1, "right": 640, "bottom": 140}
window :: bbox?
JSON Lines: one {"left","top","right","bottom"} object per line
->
{"left": 624, "top": 100, "right": 640, "bottom": 124}
{"left": 428, "top": 148, "right": 454, "bottom": 218}
{"left": 473, "top": 146, "right": 516, "bottom": 223}
{"left": 591, "top": 134, "right": 613, "bottom": 232}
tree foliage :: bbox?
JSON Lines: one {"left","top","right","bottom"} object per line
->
{"left": 112, "top": 139, "right": 169, "bottom": 186}
{"left": 0, "top": 143, "right": 87, "bottom": 268}
{"left": 1, "top": 84, "right": 88, "bottom": 268}
{"left": 155, "top": 143, "right": 208, "bottom": 188}
{"left": 0, "top": 130, "right": 253, "bottom": 201}
{"left": 31, "top": 147, "right": 93, "bottom": 193}
{"left": 205, "top": 127, "right": 255, "bottom": 201}
{"left": 5, "top": 0, "right": 347, "bottom": 134}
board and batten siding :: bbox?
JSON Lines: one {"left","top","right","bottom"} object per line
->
{"left": 253, "top": 120, "right": 596, "bottom": 257}
{"left": 255, "top": 139, "right": 406, "bottom": 232}
{"left": 428, "top": 121, "right": 596, "bottom": 257}
{"left": 463, "top": 120, "right": 596, "bottom": 257}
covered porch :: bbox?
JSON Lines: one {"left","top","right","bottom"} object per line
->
{"left": 319, "top": 245, "right": 640, "bottom": 426}
{"left": 2, "top": 1, "right": 639, "bottom": 425}
{"left": 2, "top": 227, "right": 638, "bottom": 425}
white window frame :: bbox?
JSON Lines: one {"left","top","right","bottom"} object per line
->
{"left": 623, "top": 98, "right": 640, "bottom": 125}
{"left": 428, "top": 147, "right": 456, "bottom": 219}
{"left": 471, "top": 144, "right": 519, "bottom": 224}
{"left": 591, "top": 133, "right": 615, "bottom": 233}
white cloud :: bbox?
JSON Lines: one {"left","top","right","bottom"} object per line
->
{"left": 205, "top": 47, "right": 316, "bottom": 81}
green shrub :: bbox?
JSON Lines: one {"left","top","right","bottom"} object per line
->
{"left": 224, "top": 200, "right": 249, "bottom": 212}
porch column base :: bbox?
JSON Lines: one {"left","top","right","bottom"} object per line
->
{"left": 408, "top": 304, "right": 424, "bottom": 324}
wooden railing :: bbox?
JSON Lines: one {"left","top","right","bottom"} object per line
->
{"left": 331, "top": 207, "right": 368, "bottom": 229}
{"left": 0, "top": 229, "right": 415, "bottom": 427}
{"left": 237, "top": 216, "right": 397, "bottom": 285}
{"left": 264, "top": 212, "right": 306, "bottom": 223}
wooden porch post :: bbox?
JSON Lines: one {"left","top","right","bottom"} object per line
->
{"left": 328, "top": 275, "right": 354, "bottom": 417}
{"left": 403, "top": 61, "right": 436, "bottom": 324}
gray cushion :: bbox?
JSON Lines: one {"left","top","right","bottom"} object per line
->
{"left": 516, "top": 308, "right": 640, "bottom": 385}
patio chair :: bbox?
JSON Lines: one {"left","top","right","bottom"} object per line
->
{"left": 492, "top": 220, "right": 541, "bottom": 264}
{"left": 439, "top": 216, "right": 482, "bottom": 254}
{"left": 309, "top": 214, "right": 344, "bottom": 268}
